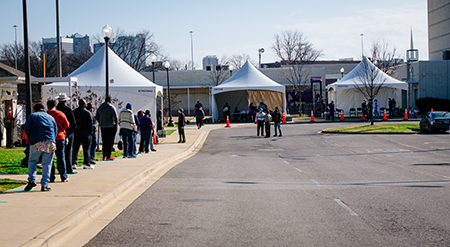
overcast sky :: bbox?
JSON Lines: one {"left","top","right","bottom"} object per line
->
{"left": 1, "top": 0, "right": 428, "bottom": 68}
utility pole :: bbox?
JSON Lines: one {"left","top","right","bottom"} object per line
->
{"left": 56, "top": 0, "right": 62, "bottom": 77}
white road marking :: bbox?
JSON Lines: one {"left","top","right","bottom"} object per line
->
{"left": 284, "top": 160, "right": 290, "bottom": 164}
{"left": 311, "top": 179, "right": 322, "bottom": 186}
{"left": 295, "top": 168, "right": 302, "bottom": 173}
{"left": 334, "top": 199, "right": 359, "bottom": 216}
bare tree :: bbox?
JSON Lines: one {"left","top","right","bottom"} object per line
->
{"left": 202, "top": 55, "right": 231, "bottom": 87}
{"left": 369, "top": 39, "right": 403, "bottom": 76}
{"left": 272, "top": 30, "right": 322, "bottom": 93}
{"left": 353, "top": 58, "right": 386, "bottom": 125}
{"left": 229, "top": 54, "right": 252, "bottom": 70}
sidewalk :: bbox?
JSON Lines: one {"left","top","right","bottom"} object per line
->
{"left": 0, "top": 124, "right": 223, "bottom": 247}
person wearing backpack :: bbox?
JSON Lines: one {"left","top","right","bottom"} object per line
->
{"left": 273, "top": 107, "right": 282, "bottom": 137}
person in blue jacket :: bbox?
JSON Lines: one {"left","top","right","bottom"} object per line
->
{"left": 23, "top": 103, "right": 57, "bottom": 192}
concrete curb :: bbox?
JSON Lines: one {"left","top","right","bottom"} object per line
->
{"left": 22, "top": 131, "right": 208, "bottom": 247}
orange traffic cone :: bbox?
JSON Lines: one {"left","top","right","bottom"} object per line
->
{"left": 404, "top": 108, "right": 408, "bottom": 120}
{"left": 225, "top": 115, "right": 230, "bottom": 127}
{"left": 310, "top": 110, "right": 315, "bottom": 122}
{"left": 383, "top": 109, "right": 387, "bottom": 121}
{"left": 340, "top": 109, "right": 344, "bottom": 121}
{"left": 431, "top": 108, "right": 434, "bottom": 112}
{"left": 153, "top": 133, "right": 157, "bottom": 144}
{"left": 282, "top": 111, "right": 286, "bottom": 123}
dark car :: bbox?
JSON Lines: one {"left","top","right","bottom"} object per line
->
{"left": 420, "top": 111, "right": 450, "bottom": 133}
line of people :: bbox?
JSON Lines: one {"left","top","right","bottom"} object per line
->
{"left": 255, "top": 105, "right": 282, "bottom": 138}
{"left": 23, "top": 93, "right": 158, "bottom": 192}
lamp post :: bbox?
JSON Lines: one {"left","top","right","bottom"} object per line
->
{"left": 340, "top": 67, "right": 344, "bottom": 78}
{"left": 229, "top": 65, "right": 234, "bottom": 77}
{"left": 150, "top": 54, "right": 157, "bottom": 83}
{"left": 13, "top": 25, "right": 18, "bottom": 70}
{"left": 258, "top": 48, "right": 265, "bottom": 68}
{"left": 190, "top": 31, "right": 194, "bottom": 70}
{"left": 22, "top": 0, "right": 32, "bottom": 118}
{"left": 163, "top": 61, "right": 174, "bottom": 126}
{"left": 102, "top": 24, "right": 112, "bottom": 97}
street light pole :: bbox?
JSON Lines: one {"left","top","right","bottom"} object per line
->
{"left": 229, "top": 65, "right": 234, "bottom": 77}
{"left": 340, "top": 67, "right": 344, "bottom": 78}
{"left": 102, "top": 24, "right": 112, "bottom": 98}
{"left": 22, "top": 0, "right": 32, "bottom": 118}
{"left": 56, "top": 0, "right": 62, "bottom": 77}
{"left": 13, "top": 25, "right": 18, "bottom": 70}
{"left": 164, "top": 61, "right": 174, "bottom": 126}
{"left": 258, "top": 48, "right": 265, "bottom": 68}
{"left": 150, "top": 54, "right": 157, "bottom": 83}
{"left": 190, "top": 31, "right": 194, "bottom": 70}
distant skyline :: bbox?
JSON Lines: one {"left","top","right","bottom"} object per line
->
{"left": 1, "top": 1, "right": 428, "bottom": 69}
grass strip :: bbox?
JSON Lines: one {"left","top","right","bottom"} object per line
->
{"left": 0, "top": 178, "right": 27, "bottom": 193}
{"left": 324, "top": 124, "right": 419, "bottom": 133}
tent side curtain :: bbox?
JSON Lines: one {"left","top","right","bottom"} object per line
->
{"left": 214, "top": 90, "right": 284, "bottom": 121}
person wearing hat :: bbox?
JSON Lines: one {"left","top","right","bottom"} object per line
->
{"left": 23, "top": 103, "right": 57, "bottom": 192}
{"left": 119, "top": 103, "right": 137, "bottom": 158}
{"left": 96, "top": 96, "right": 118, "bottom": 161}
{"left": 72, "top": 99, "right": 94, "bottom": 169}
{"left": 56, "top": 93, "right": 78, "bottom": 174}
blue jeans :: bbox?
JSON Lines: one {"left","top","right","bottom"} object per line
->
{"left": 120, "top": 128, "right": 133, "bottom": 157}
{"left": 28, "top": 144, "right": 54, "bottom": 186}
{"left": 274, "top": 122, "right": 282, "bottom": 136}
{"left": 90, "top": 131, "right": 97, "bottom": 161}
{"left": 51, "top": 139, "right": 67, "bottom": 181}
{"left": 374, "top": 110, "right": 380, "bottom": 119}
{"left": 65, "top": 133, "right": 74, "bottom": 173}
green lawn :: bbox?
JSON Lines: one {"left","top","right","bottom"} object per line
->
{"left": 324, "top": 124, "right": 420, "bottom": 133}
{"left": 0, "top": 178, "right": 27, "bottom": 193}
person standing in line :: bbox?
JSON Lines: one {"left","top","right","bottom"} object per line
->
{"left": 56, "top": 93, "right": 77, "bottom": 174}
{"left": 47, "top": 99, "right": 70, "bottom": 183}
{"left": 373, "top": 99, "right": 380, "bottom": 119}
{"left": 362, "top": 100, "right": 368, "bottom": 122}
{"left": 264, "top": 110, "right": 272, "bottom": 138}
{"left": 119, "top": 103, "right": 137, "bottom": 158}
{"left": 96, "top": 96, "right": 118, "bottom": 161}
{"left": 328, "top": 101, "right": 335, "bottom": 121}
{"left": 222, "top": 102, "right": 230, "bottom": 122}
{"left": 248, "top": 102, "right": 257, "bottom": 122}
{"left": 272, "top": 107, "right": 282, "bottom": 137}
{"left": 137, "top": 110, "right": 145, "bottom": 154}
{"left": 139, "top": 110, "right": 156, "bottom": 153}
{"left": 86, "top": 102, "right": 97, "bottom": 164}
{"left": 255, "top": 108, "right": 266, "bottom": 137}
{"left": 132, "top": 112, "right": 140, "bottom": 156}
{"left": 194, "top": 106, "right": 205, "bottom": 129}
{"left": 72, "top": 99, "right": 94, "bottom": 169}
{"left": 194, "top": 100, "right": 203, "bottom": 109}
{"left": 178, "top": 108, "right": 186, "bottom": 143}
{"left": 23, "top": 103, "right": 57, "bottom": 192}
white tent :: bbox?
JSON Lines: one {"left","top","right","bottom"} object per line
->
{"left": 211, "top": 61, "right": 285, "bottom": 121}
{"left": 43, "top": 45, "right": 163, "bottom": 117}
{"left": 326, "top": 57, "right": 407, "bottom": 116}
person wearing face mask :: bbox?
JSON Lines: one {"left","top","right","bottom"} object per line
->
{"left": 255, "top": 108, "right": 266, "bottom": 137}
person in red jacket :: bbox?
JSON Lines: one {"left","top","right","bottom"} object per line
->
{"left": 47, "top": 99, "right": 70, "bottom": 182}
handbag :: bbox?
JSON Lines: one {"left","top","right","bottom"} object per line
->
{"left": 118, "top": 140, "right": 123, "bottom": 150}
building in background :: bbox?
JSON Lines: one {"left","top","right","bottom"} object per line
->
{"left": 428, "top": 0, "right": 450, "bottom": 60}
{"left": 69, "top": 33, "right": 91, "bottom": 54}
{"left": 42, "top": 37, "right": 74, "bottom": 55}
{"left": 202, "top": 55, "right": 218, "bottom": 70}
{"left": 42, "top": 33, "right": 90, "bottom": 55}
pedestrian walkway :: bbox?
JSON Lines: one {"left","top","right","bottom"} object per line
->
{"left": 0, "top": 124, "right": 223, "bottom": 247}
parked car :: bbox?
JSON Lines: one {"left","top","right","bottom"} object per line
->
{"left": 420, "top": 111, "right": 450, "bottom": 133}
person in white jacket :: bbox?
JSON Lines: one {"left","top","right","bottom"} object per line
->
{"left": 255, "top": 109, "right": 266, "bottom": 137}
{"left": 119, "top": 103, "right": 137, "bottom": 158}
